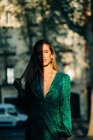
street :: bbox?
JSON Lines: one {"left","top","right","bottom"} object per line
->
{"left": 70, "top": 137, "right": 93, "bottom": 140}
{"left": 0, "top": 128, "right": 25, "bottom": 140}
{"left": 0, "top": 128, "right": 93, "bottom": 140}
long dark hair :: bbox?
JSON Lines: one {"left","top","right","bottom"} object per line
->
{"left": 20, "top": 39, "right": 59, "bottom": 82}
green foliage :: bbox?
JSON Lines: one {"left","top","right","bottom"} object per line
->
{"left": 0, "top": 0, "right": 91, "bottom": 64}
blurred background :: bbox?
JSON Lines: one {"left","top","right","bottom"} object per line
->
{"left": 0, "top": 0, "right": 93, "bottom": 140}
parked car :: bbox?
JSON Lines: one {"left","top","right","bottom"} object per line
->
{"left": 0, "top": 103, "right": 28, "bottom": 127}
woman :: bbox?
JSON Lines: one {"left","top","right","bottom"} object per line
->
{"left": 13, "top": 39, "right": 72, "bottom": 140}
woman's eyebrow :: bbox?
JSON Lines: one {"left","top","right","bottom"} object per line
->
{"left": 36, "top": 49, "right": 48, "bottom": 53}
{"left": 43, "top": 49, "right": 48, "bottom": 51}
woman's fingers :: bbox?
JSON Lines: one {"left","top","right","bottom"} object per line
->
{"left": 13, "top": 78, "right": 22, "bottom": 89}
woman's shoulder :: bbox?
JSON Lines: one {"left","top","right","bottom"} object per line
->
{"left": 57, "top": 71, "right": 70, "bottom": 84}
{"left": 57, "top": 71, "right": 70, "bottom": 79}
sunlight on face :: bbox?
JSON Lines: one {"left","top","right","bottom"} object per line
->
{"left": 36, "top": 44, "right": 53, "bottom": 67}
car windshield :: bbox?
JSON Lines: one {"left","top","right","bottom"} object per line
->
{"left": 7, "top": 107, "right": 18, "bottom": 116}
{"left": 0, "top": 108, "right": 5, "bottom": 115}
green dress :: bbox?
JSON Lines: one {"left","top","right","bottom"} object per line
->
{"left": 17, "top": 71, "right": 72, "bottom": 140}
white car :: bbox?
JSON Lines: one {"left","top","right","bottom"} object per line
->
{"left": 0, "top": 103, "right": 28, "bottom": 127}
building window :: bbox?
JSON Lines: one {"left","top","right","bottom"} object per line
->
{"left": 6, "top": 12, "right": 12, "bottom": 24}
{"left": 7, "top": 67, "right": 14, "bottom": 84}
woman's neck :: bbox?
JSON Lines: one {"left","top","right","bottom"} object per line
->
{"left": 44, "top": 65, "right": 53, "bottom": 74}
{"left": 39, "top": 64, "right": 53, "bottom": 76}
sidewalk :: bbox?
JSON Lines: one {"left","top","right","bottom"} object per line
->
{"left": 50, "top": 119, "right": 93, "bottom": 140}
{"left": 69, "top": 136, "right": 93, "bottom": 140}
{"left": 68, "top": 120, "right": 93, "bottom": 140}
{"left": 72, "top": 119, "right": 89, "bottom": 137}
{"left": 67, "top": 119, "right": 93, "bottom": 140}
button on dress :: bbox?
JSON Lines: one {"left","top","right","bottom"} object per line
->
{"left": 17, "top": 71, "right": 72, "bottom": 140}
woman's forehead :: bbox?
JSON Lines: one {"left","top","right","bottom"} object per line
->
{"left": 37, "top": 44, "right": 50, "bottom": 51}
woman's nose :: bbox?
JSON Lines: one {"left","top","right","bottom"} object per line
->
{"left": 43, "top": 53, "right": 45, "bottom": 58}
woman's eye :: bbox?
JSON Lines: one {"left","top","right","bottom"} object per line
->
{"left": 44, "top": 51, "right": 48, "bottom": 53}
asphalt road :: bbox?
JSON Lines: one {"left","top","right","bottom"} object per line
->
{"left": 0, "top": 127, "right": 25, "bottom": 140}
{"left": 69, "top": 136, "right": 93, "bottom": 140}
{"left": 0, "top": 128, "right": 93, "bottom": 140}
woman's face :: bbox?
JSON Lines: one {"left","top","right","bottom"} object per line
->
{"left": 36, "top": 44, "right": 53, "bottom": 67}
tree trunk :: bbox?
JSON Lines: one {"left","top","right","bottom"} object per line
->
{"left": 87, "top": 90, "right": 93, "bottom": 136}
{"left": 86, "top": 12, "right": 93, "bottom": 135}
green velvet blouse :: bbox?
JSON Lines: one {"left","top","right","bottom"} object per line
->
{"left": 17, "top": 71, "right": 72, "bottom": 140}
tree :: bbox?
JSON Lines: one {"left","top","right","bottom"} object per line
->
{"left": 8, "top": 0, "right": 90, "bottom": 62}
{"left": 86, "top": 0, "right": 93, "bottom": 135}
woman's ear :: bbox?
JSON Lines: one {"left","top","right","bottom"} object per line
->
{"left": 51, "top": 54, "right": 54, "bottom": 59}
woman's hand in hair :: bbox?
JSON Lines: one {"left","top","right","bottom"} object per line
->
{"left": 13, "top": 78, "right": 22, "bottom": 90}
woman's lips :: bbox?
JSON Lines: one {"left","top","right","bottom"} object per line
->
{"left": 43, "top": 59, "right": 46, "bottom": 61}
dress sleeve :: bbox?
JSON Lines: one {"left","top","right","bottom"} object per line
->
{"left": 59, "top": 74, "right": 72, "bottom": 137}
